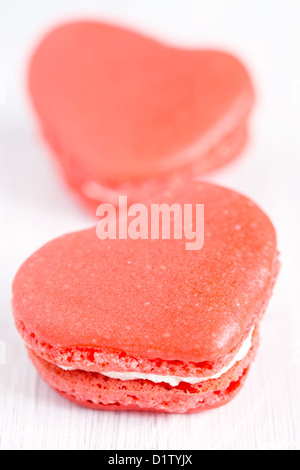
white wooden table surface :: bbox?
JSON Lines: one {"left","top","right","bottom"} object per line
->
{"left": 1, "top": 0, "right": 300, "bottom": 450}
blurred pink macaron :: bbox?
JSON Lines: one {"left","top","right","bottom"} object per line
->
{"left": 28, "top": 21, "right": 255, "bottom": 211}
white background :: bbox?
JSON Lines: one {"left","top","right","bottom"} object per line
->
{"left": 1, "top": 0, "right": 300, "bottom": 450}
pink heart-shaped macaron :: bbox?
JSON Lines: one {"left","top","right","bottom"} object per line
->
{"left": 28, "top": 21, "right": 254, "bottom": 209}
{"left": 12, "top": 181, "right": 279, "bottom": 413}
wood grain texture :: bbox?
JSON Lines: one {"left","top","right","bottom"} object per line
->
{"left": 1, "top": 0, "right": 300, "bottom": 450}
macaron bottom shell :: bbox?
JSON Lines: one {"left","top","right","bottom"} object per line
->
{"left": 27, "top": 326, "right": 259, "bottom": 414}
{"left": 42, "top": 117, "right": 248, "bottom": 211}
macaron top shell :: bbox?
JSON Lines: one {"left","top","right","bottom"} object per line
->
{"left": 28, "top": 21, "right": 254, "bottom": 182}
{"left": 12, "top": 182, "right": 277, "bottom": 363}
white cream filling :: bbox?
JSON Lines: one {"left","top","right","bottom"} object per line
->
{"left": 57, "top": 327, "right": 254, "bottom": 387}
